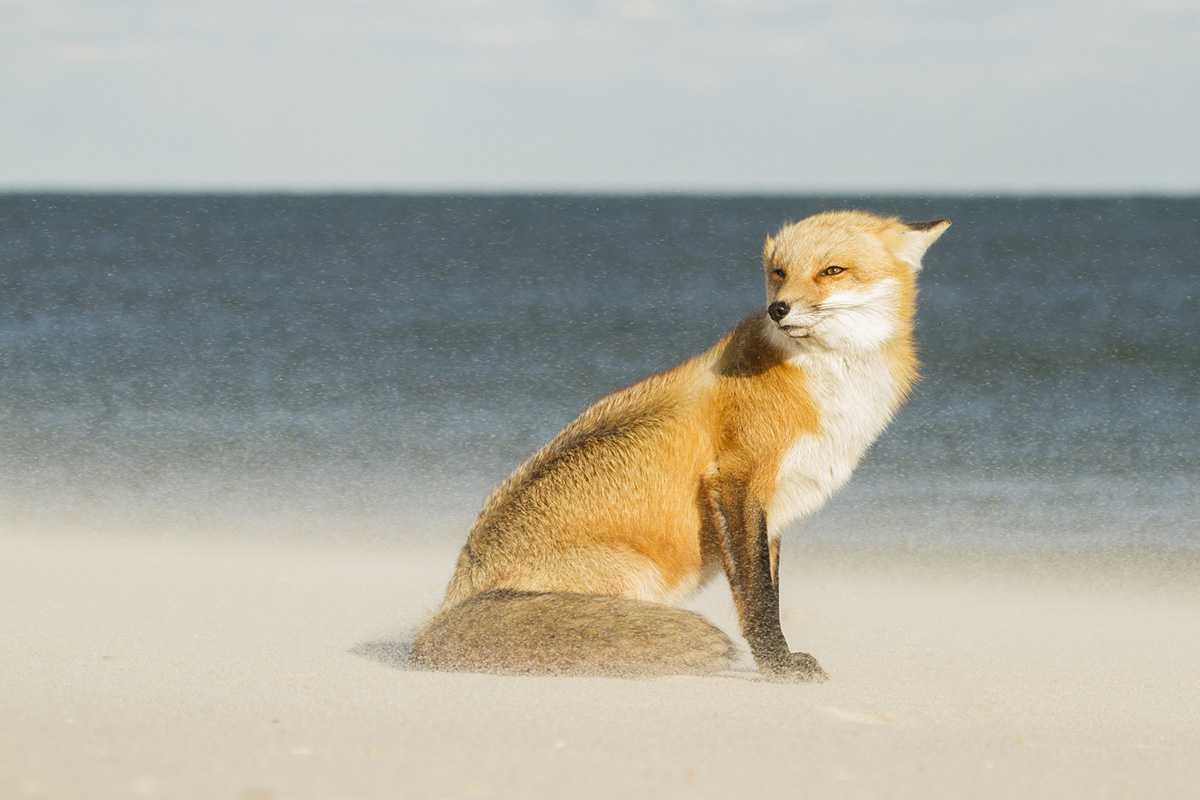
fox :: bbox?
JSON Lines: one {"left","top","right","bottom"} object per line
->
{"left": 410, "top": 210, "right": 950, "bottom": 680}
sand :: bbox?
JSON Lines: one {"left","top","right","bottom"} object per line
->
{"left": 2, "top": 533, "right": 1197, "bottom": 799}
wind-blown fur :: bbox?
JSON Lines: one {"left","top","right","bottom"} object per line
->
{"left": 411, "top": 210, "right": 950, "bottom": 679}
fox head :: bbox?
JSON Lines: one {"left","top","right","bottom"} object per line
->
{"left": 761, "top": 210, "right": 950, "bottom": 352}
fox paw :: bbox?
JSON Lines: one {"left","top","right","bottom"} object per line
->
{"left": 764, "top": 651, "right": 829, "bottom": 683}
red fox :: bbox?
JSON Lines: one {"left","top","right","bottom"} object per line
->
{"left": 411, "top": 210, "right": 950, "bottom": 680}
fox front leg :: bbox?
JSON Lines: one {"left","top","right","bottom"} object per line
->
{"left": 769, "top": 536, "right": 780, "bottom": 594}
{"left": 708, "top": 480, "right": 827, "bottom": 682}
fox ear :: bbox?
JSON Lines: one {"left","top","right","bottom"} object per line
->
{"left": 762, "top": 234, "right": 776, "bottom": 264}
{"left": 894, "top": 218, "right": 951, "bottom": 271}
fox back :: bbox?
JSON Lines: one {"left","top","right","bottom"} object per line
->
{"left": 413, "top": 210, "right": 950, "bottom": 678}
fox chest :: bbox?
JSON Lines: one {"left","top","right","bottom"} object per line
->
{"left": 766, "top": 352, "right": 899, "bottom": 536}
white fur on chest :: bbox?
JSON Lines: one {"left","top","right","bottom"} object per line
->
{"left": 766, "top": 349, "right": 899, "bottom": 536}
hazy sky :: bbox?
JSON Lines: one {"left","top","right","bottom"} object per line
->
{"left": 4, "top": 0, "right": 1198, "bottom": 192}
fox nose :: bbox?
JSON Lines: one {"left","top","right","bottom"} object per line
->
{"left": 767, "top": 301, "right": 790, "bottom": 323}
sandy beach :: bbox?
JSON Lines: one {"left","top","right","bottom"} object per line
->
{"left": 2, "top": 533, "right": 1197, "bottom": 799}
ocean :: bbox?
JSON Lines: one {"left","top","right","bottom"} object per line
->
{"left": 2, "top": 195, "right": 1197, "bottom": 551}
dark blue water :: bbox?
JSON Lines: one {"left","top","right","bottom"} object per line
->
{"left": 2, "top": 195, "right": 1197, "bottom": 550}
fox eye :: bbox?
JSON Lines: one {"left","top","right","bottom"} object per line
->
{"left": 819, "top": 265, "right": 846, "bottom": 277}
{"left": 770, "top": 268, "right": 786, "bottom": 279}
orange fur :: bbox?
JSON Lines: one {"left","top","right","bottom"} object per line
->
{"left": 420, "top": 210, "right": 950, "bottom": 677}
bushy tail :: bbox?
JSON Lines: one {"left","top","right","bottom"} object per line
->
{"left": 410, "top": 590, "right": 735, "bottom": 677}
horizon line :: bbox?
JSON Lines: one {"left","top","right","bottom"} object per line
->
{"left": 3, "top": 185, "right": 1199, "bottom": 199}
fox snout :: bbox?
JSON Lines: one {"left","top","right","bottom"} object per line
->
{"left": 767, "top": 299, "right": 825, "bottom": 341}
{"left": 766, "top": 300, "right": 817, "bottom": 327}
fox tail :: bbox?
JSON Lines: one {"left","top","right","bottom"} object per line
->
{"left": 409, "top": 590, "right": 735, "bottom": 677}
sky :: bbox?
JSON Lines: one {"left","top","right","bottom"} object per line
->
{"left": 3, "top": 0, "right": 1198, "bottom": 192}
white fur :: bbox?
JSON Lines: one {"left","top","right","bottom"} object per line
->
{"left": 894, "top": 224, "right": 949, "bottom": 271}
{"left": 767, "top": 346, "right": 900, "bottom": 536}
{"left": 627, "top": 556, "right": 702, "bottom": 604}
{"left": 810, "top": 279, "right": 899, "bottom": 351}
{"left": 626, "top": 564, "right": 670, "bottom": 602}
{"left": 764, "top": 276, "right": 906, "bottom": 538}
{"left": 657, "top": 570, "right": 703, "bottom": 605}
{"left": 773, "top": 278, "right": 900, "bottom": 352}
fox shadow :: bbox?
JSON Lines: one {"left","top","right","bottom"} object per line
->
{"left": 350, "top": 638, "right": 415, "bottom": 669}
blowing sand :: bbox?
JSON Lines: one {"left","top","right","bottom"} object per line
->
{"left": 2, "top": 533, "right": 1197, "bottom": 799}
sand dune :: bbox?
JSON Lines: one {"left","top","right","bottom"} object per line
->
{"left": 2, "top": 534, "right": 1197, "bottom": 799}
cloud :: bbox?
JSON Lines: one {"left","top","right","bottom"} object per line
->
{"left": 2, "top": 0, "right": 1198, "bottom": 190}
{"left": 52, "top": 42, "right": 159, "bottom": 62}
